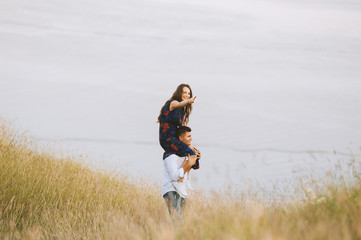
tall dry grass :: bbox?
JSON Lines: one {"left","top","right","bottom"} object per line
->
{"left": 1, "top": 118, "right": 361, "bottom": 239}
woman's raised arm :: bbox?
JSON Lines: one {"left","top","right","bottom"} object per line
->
{"left": 170, "top": 96, "right": 196, "bottom": 111}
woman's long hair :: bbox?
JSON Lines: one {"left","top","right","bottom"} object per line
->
{"left": 157, "top": 84, "right": 193, "bottom": 125}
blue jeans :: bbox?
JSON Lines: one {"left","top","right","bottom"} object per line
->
{"left": 163, "top": 191, "right": 186, "bottom": 215}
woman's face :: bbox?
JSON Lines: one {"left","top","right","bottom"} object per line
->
{"left": 181, "top": 87, "right": 191, "bottom": 101}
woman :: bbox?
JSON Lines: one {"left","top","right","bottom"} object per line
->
{"left": 157, "top": 84, "right": 199, "bottom": 169}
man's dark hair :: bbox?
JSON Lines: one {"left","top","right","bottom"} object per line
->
{"left": 176, "top": 126, "right": 192, "bottom": 138}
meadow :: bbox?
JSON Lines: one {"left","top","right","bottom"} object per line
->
{"left": 1, "top": 118, "right": 360, "bottom": 240}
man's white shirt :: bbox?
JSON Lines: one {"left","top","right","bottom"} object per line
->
{"left": 162, "top": 154, "right": 191, "bottom": 198}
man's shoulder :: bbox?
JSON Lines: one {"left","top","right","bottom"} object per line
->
{"left": 164, "top": 154, "right": 185, "bottom": 161}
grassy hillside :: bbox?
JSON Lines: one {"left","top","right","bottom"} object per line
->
{"left": 1, "top": 119, "right": 360, "bottom": 239}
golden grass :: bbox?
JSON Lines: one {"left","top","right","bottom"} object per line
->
{"left": 1, "top": 118, "right": 361, "bottom": 239}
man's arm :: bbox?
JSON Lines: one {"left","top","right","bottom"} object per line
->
{"left": 165, "top": 155, "right": 185, "bottom": 181}
{"left": 181, "top": 154, "right": 197, "bottom": 173}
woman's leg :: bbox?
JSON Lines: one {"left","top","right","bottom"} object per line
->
{"left": 160, "top": 135, "right": 200, "bottom": 169}
{"left": 165, "top": 137, "right": 196, "bottom": 157}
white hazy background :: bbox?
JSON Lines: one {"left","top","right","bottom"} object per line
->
{"left": 1, "top": 0, "right": 361, "bottom": 195}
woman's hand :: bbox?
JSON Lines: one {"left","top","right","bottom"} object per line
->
{"left": 188, "top": 96, "right": 197, "bottom": 104}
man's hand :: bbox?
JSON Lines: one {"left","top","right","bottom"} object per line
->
{"left": 182, "top": 154, "right": 197, "bottom": 173}
{"left": 188, "top": 145, "right": 200, "bottom": 159}
{"left": 196, "top": 149, "right": 201, "bottom": 159}
{"left": 181, "top": 158, "right": 188, "bottom": 168}
{"left": 188, "top": 154, "right": 197, "bottom": 166}
{"left": 189, "top": 144, "right": 196, "bottom": 153}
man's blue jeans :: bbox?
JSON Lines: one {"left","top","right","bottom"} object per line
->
{"left": 163, "top": 191, "right": 186, "bottom": 215}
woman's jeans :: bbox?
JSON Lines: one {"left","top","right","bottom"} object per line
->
{"left": 163, "top": 191, "right": 186, "bottom": 215}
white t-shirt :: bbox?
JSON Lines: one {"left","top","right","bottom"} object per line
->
{"left": 162, "top": 154, "right": 189, "bottom": 198}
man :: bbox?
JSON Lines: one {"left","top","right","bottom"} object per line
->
{"left": 162, "top": 126, "right": 201, "bottom": 215}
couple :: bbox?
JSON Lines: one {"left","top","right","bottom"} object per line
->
{"left": 157, "top": 84, "right": 201, "bottom": 215}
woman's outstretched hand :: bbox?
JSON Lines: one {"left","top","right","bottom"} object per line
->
{"left": 170, "top": 96, "right": 197, "bottom": 111}
{"left": 188, "top": 96, "right": 197, "bottom": 104}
